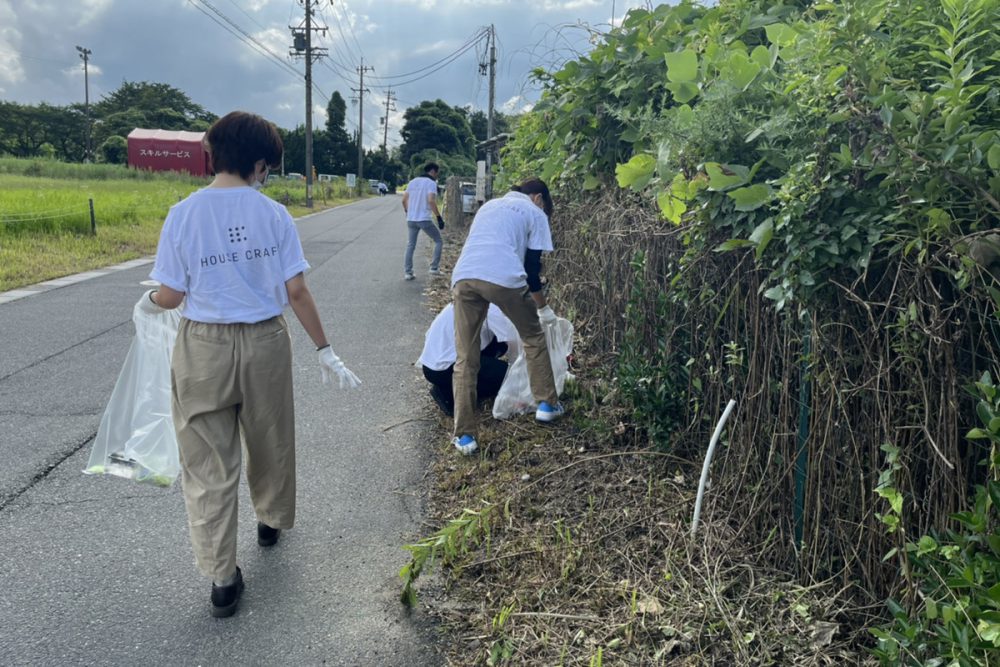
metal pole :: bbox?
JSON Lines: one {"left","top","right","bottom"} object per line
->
{"left": 89, "top": 198, "right": 96, "bottom": 235}
{"left": 304, "top": 0, "right": 314, "bottom": 208}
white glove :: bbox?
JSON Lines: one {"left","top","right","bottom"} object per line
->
{"left": 537, "top": 305, "right": 557, "bottom": 326}
{"left": 318, "top": 346, "right": 362, "bottom": 389}
{"left": 137, "top": 289, "right": 164, "bottom": 315}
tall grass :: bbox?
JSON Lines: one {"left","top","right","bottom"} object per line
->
{"left": 0, "top": 158, "right": 361, "bottom": 291}
{"left": 0, "top": 156, "right": 207, "bottom": 183}
{"left": 0, "top": 174, "right": 201, "bottom": 236}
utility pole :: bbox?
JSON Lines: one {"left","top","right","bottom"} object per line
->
{"left": 352, "top": 59, "right": 373, "bottom": 194}
{"left": 485, "top": 25, "right": 496, "bottom": 200}
{"left": 379, "top": 89, "right": 396, "bottom": 181}
{"left": 75, "top": 46, "right": 92, "bottom": 162}
{"left": 290, "top": 0, "right": 327, "bottom": 207}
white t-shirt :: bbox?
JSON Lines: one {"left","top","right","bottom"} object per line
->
{"left": 419, "top": 303, "right": 519, "bottom": 371}
{"left": 405, "top": 176, "right": 438, "bottom": 221}
{"left": 150, "top": 187, "right": 310, "bottom": 324}
{"left": 450, "top": 191, "right": 553, "bottom": 289}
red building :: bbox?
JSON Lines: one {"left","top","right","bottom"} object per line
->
{"left": 126, "top": 129, "right": 211, "bottom": 176}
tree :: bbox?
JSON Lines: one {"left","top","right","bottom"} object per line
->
{"left": 364, "top": 148, "right": 406, "bottom": 189}
{"left": 466, "top": 109, "right": 511, "bottom": 160}
{"left": 407, "top": 148, "right": 475, "bottom": 182}
{"left": 399, "top": 100, "right": 475, "bottom": 164}
{"left": 98, "top": 136, "right": 128, "bottom": 164}
{"left": 326, "top": 91, "right": 347, "bottom": 136}
{"left": 92, "top": 81, "right": 214, "bottom": 124}
{"left": 321, "top": 91, "right": 356, "bottom": 175}
{"left": 91, "top": 81, "right": 217, "bottom": 151}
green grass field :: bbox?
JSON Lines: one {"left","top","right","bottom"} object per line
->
{"left": 0, "top": 158, "right": 357, "bottom": 291}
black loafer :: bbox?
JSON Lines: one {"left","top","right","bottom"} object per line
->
{"left": 429, "top": 386, "right": 454, "bottom": 417}
{"left": 210, "top": 567, "right": 244, "bottom": 618}
{"left": 257, "top": 522, "right": 280, "bottom": 547}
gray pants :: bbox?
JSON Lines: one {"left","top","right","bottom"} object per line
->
{"left": 404, "top": 219, "right": 442, "bottom": 274}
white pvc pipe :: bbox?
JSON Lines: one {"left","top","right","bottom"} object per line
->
{"left": 690, "top": 399, "right": 737, "bottom": 538}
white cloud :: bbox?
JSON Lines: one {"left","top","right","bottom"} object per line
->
{"left": 0, "top": 1, "right": 24, "bottom": 84}
{"left": 413, "top": 39, "right": 459, "bottom": 56}
{"left": 75, "top": 0, "right": 114, "bottom": 25}
{"left": 62, "top": 62, "right": 103, "bottom": 79}
{"left": 501, "top": 94, "right": 532, "bottom": 113}
{"left": 539, "top": 0, "right": 601, "bottom": 9}
{"left": 251, "top": 27, "right": 294, "bottom": 66}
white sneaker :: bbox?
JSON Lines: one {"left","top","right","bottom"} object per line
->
{"left": 428, "top": 268, "right": 442, "bottom": 276}
{"left": 535, "top": 401, "right": 565, "bottom": 423}
{"left": 452, "top": 434, "right": 478, "bottom": 455}
{"left": 404, "top": 272, "right": 415, "bottom": 281}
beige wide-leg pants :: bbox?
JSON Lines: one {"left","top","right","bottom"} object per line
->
{"left": 452, "top": 279, "right": 558, "bottom": 439}
{"left": 170, "top": 315, "right": 296, "bottom": 580}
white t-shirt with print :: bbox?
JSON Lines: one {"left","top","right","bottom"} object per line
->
{"left": 150, "top": 187, "right": 310, "bottom": 324}
{"left": 450, "top": 191, "right": 553, "bottom": 290}
{"left": 405, "top": 176, "right": 438, "bottom": 221}
{"left": 419, "top": 303, "right": 519, "bottom": 371}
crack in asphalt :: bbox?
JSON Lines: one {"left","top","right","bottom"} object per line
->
{"left": 0, "top": 430, "right": 98, "bottom": 513}
{"left": 0, "top": 320, "right": 131, "bottom": 383}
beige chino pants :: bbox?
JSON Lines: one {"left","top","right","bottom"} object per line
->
{"left": 171, "top": 316, "right": 296, "bottom": 580}
{"left": 452, "top": 279, "right": 558, "bottom": 438}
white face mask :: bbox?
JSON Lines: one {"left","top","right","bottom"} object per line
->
{"left": 251, "top": 166, "right": 268, "bottom": 190}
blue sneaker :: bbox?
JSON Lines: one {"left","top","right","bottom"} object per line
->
{"left": 535, "top": 401, "right": 565, "bottom": 423}
{"left": 452, "top": 434, "right": 478, "bottom": 455}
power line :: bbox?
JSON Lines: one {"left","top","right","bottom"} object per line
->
{"left": 187, "top": 0, "right": 302, "bottom": 79}
{"left": 315, "top": 4, "right": 359, "bottom": 75}
{"left": 368, "top": 37, "right": 486, "bottom": 90}
{"left": 368, "top": 28, "right": 488, "bottom": 82}
{"left": 327, "top": 1, "right": 361, "bottom": 70}
{"left": 332, "top": 1, "right": 366, "bottom": 64}
{"left": 224, "top": 0, "right": 269, "bottom": 31}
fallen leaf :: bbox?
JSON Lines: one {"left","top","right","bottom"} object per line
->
{"left": 810, "top": 621, "right": 838, "bottom": 649}
{"left": 638, "top": 597, "right": 663, "bottom": 615}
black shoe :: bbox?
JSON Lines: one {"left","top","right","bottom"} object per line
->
{"left": 210, "top": 567, "right": 244, "bottom": 618}
{"left": 429, "top": 386, "right": 454, "bottom": 417}
{"left": 257, "top": 522, "right": 280, "bottom": 547}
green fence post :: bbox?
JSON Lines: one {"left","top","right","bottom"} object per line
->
{"left": 89, "top": 198, "right": 96, "bottom": 235}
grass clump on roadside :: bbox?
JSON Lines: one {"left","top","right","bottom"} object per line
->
{"left": 401, "top": 231, "right": 870, "bottom": 665}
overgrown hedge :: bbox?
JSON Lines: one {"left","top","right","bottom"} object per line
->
{"left": 501, "top": 0, "right": 1000, "bottom": 662}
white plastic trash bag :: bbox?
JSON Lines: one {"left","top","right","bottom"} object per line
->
{"left": 493, "top": 317, "right": 574, "bottom": 419}
{"left": 84, "top": 300, "right": 181, "bottom": 487}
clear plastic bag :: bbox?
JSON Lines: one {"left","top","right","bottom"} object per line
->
{"left": 492, "top": 317, "right": 574, "bottom": 419}
{"left": 84, "top": 301, "right": 181, "bottom": 487}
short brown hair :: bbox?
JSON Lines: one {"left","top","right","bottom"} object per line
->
{"left": 205, "top": 111, "right": 283, "bottom": 180}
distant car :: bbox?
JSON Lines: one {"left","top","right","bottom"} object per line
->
{"left": 460, "top": 182, "right": 477, "bottom": 213}
{"left": 286, "top": 172, "right": 304, "bottom": 181}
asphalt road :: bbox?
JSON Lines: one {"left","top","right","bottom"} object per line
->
{"left": 0, "top": 195, "right": 443, "bottom": 666}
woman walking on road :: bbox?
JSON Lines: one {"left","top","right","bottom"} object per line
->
{"left": 139, "top": 111, "right": 361, "bottom": 618}
{"left": 449, "top": 178, "right": 564, "bottom": 456}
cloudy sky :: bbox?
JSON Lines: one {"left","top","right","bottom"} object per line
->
{"left": 2, "top": 0, "right": 647, "bottom": 148}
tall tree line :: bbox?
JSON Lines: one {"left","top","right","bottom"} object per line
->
{"left": 0, "top": 81, "right": 512, "bottom": 188}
